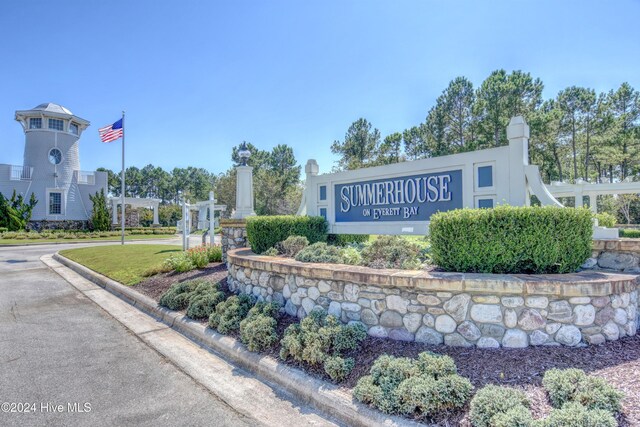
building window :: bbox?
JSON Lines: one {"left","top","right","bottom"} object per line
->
{"left": 29, "top": 118, "right": 42, "bottom": 129}
{"left": 49, "top": 192, "right": 62, "bottom": 215}
{"left": 319, "top": 185, "right": 327, "bottom": 201}
{"left": 48, "top": 148, "right": 63, "bottom": 165}
{"left": 477, "top": 165, "right": 493, "bottom": 188}
{"left": 48, "top": 118, "right": 64, "bottom": 131}
{"left": 478, "top": 198, "right": 494, "bottom": 209}
{"left": 320, "top": 208, "right": 327, "bottom": 219}
{"left": 69, "top": 122, "right": 79, "bottom": 135}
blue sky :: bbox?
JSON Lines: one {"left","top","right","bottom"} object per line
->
{"left": 1, "top": 1, "right": 639, "bottom": 175}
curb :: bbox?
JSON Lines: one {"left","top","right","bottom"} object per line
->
{"left": 51, "top": 253, "right": 422, "bottom": 427}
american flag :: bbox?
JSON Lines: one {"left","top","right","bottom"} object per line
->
{"left": 99, "top": 118, "right": 124, "bottom": 143}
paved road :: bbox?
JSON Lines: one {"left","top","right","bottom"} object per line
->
{"left": 0, "top": 242, "right": 251, "bottom": 427}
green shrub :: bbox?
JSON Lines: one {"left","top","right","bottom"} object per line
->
{"left": 540, "top": 402, "right": 616, "bottom": 427}
{"left": 430, "top": 206, "right": 593, "bottom": 274}
{"left": 620, "top": 228, "right": 640, "bottom": 238}
{"left": 594, "top": 212, "right": 616, "bottom": 228}
{"left": 279, "top": 309, "right": 366, "bottom": 382}
{"left": 186, "top": 246, "right": 209, "bottom": 268}
{"left": 542, "top": 368, "right": 623, "bottom": 413}
{"left": 208, "top": 294, "right": 256, "bottom": 334}
{"left": 469, "top": 385, "right": 530, "bottom": 427}
{"left": 186, "top": 283, "right": 226, "bottom": 319}
{"left": 277, "top": 235, "right": 309, "bottom": 257}
{"left": 206, "top": 245, "right": 222, "bottom": 262}
{"left": 159, "top": 280, "right": 202, "bottom": 310}
{"left": 341, "top": 246, "right": 363, "bottom": 265}
{"left": 262, "top": 247, "right": 278, "bottom": 256}
{"left": 164, "top": 252, "right": 195, "bottom": 273}
{"left": 295, "top": 242, "right": 344, "bottom": 263}
{"left": 361, "top": 235, "right": 423, "bottom": 269}
{"left": 354, "top": 352, "right": 472, "bottom": 417}
{"left": 0, "top": 227, "right": 7, "bottom": 233}
{"left": 327, "top": 234, "right": 369, "bottom": 246}
{"left": 246, "top": 215, "right": 327, "bottom": 254}
{"left": 239, "top": 301, "right": 281, "bottom": 352}
{"left": 324, "top": 356, "right": 355, "bottom": 382}
{"left": 489, "top": 406, "right": 534, "bottom": 427}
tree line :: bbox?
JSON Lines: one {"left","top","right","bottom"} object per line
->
{"left": 331, "top": 70, "right": 640, "bottom": 186}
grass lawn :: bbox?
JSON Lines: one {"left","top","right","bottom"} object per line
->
{"left": 0, "top": 234, "right": 175, "bottom": 245}
{"left": 60, "top": 244, "right": 182, "bottom": 285}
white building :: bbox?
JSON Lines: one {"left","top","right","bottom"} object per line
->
{"left": 0, "top": 103, "right": 107, "bottom": 228}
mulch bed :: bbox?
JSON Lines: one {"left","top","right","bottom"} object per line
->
{"left": 134, "top": 263, "right": 640, "bottom": 426}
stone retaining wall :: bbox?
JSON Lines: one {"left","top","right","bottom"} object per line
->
{"left": 227, "top": 248, "right": 639, "bottom": 348}
{"left": 585, "top": 239, "right": 640, "bottom": 273}
{"left": 220, "top": 219, "right": 248, "bottom": 262}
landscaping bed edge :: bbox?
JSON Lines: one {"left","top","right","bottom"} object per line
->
{"left": 51, "top": 252, "right": 422, "bottom": 427}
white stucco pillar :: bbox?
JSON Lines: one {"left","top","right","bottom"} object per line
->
{"left": 507, "top": 116, "right": 530, "bottom": 207}
{"left": 574, "top": 189, "right": 584, "bottom": 208}
{"left": 152, "top": 203, "right": 159, "bottom": 225}
{"left": 232, "top": 166, "right": 256, "bottom": 219}
{"left": 297, "top": 159, "right": 319, "bottom": 216}
{"left": 112, "top": 199, "right": 118, "bottom": 224}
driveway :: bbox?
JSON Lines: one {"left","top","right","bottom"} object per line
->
{"left": 0, "top": 243, "right": 330, "bottom": 427}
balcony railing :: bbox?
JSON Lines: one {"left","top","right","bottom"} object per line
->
{"left": 76, "top": 171, "right": 95, "bottom": 185}
{"left": 10, "top": 165, "right": 32, "bottom": 181}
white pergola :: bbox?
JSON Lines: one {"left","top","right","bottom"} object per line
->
{"left": 109, "top": 197, "right": 161, "bottom": 225}
{"left": 547, "top": 180, "right": 640, "bottom": 213}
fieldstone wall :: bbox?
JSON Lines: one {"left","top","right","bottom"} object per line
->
{"left": 584, "top": 239, "right": 640, "bottom": 273}
{"left": 27, "top": 220, "right": 90, "bottom": 231}
{"left": 227, "top": 248, "right": 639, "bottom": 348}
{"left": 220, "top": 219, "right": 248, "bottom": 262}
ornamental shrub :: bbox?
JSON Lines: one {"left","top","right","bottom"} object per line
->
{"left": 327, "top": 233, "right": 369, "bottom": 246}
{"left": 489, "top": 406, "right": 535, "bottom": 427}
{"left": 186, "top": 246, "right": 209, "bottom": 268}
{"left": 164, "top": 252, "right": 195, "bottom": 273}
{"left": 594, "top": 212, "right": 617, "bottom": 228}
{"left": 246, "top": 215, "right": 327, "bottom": 254}
{"left": 361, "top": 235, "right": 423, "bottom": 269}
{"left": 279, "top": 309, "right": 366, "bottom": 382}
{"left": 277, "top": 235, "right": 309, "bottom": 257}
{"left": 353, "top": 352, "right": 472, "bottom": 417}
{"left": 469, "top": 385, "right": 530, "bottom": 427}
{"left": 620, "top": 228, "right": 640, "bottom": 238}
{"left": 186, "top": 283, "right": 226, "bottom": 319}
{"left": 159, "top": 280, "right": 203, "bottom": 310}
{"left": 239, "top": 301, "right": 280, "bottom": 352}
{"left": 429, "top": 206, "right": 593, "bottom": 274}
{"left": 262, "top": 247, "right": 278, "bottom": 256}
{"left": 208, "top": 293, "right": 255, "bottom": 334}
{"left": 542, "top": 368, "right": 623, "bottom": 413}
{"left": 341, "top": 245, "right": 363, "bottom": 265}
{"left": 205, "top": 245, "right": 222, "bottom": 262}
{"left": 89, "top": 189, "right": 111, "bottom": 231}
{"left": 540, "top": 402, "right": 616, "bottom": 427}
{"left": 295, "top": 242, "right": 344, "bottom": 264}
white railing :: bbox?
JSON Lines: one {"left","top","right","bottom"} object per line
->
{"left": 76, "top": 171, "right": 95, "bottom": 185}
{"left": 10, "top": 165, "right": 32, "bottom": 181}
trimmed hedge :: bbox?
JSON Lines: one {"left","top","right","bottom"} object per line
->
{"left": 620, "top": 228, "right": 640, "bottom": 238}
{"left": 429, "top": 206, "right": 593, "bottom": 274}
{"left": 246, "top": 215, "right": 327, "bottom": 254}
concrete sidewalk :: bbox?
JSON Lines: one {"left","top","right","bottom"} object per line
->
{"left": 41, "top": 254, "right": 339, "bottom": 427}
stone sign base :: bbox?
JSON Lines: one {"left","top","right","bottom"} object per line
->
{"left": 585, "top": 239, "right": 640, "bottom": 273}
{"left": 227, "top": 248, "right": 639, "bottom": 348}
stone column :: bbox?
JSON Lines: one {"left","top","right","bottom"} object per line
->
{"left": 507, "top": 116, "right": 530, "bottom": 207}
{"left": 220, "top": 219, "right": 248, "bottom": 263}
{"left": 232, "top": 166, "right": 256, "bottom": 219}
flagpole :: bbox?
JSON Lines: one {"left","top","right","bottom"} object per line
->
{"left": 121, "top": 111, "right": 125, "bottom": 245}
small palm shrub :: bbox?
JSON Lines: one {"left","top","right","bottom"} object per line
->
{"left": 209, "top": 294, "right": 256, "bottom": 334}
{"left": 294, "top": 242, "right": 344, "bottom": 263}
{"left": 469, "top": 385, "right": 531, "bottom": 427}
{"left": 277, "top": 235, "right": 309, "bottom": 257}
{"left": 280, "top": 309, "right": 366, "bottom": 382}
{"left": 542, "top": 368, "right": 623, "bottom": 413}
{"left": 354, "top": 352, "right": 472, "bottom": 418}
{"left": 239, "top": 302, "right": 280, "bottom": 351}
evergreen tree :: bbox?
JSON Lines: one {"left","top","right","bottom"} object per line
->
{"left": 89, "top": 189, "right": 111, "bottom": 231}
